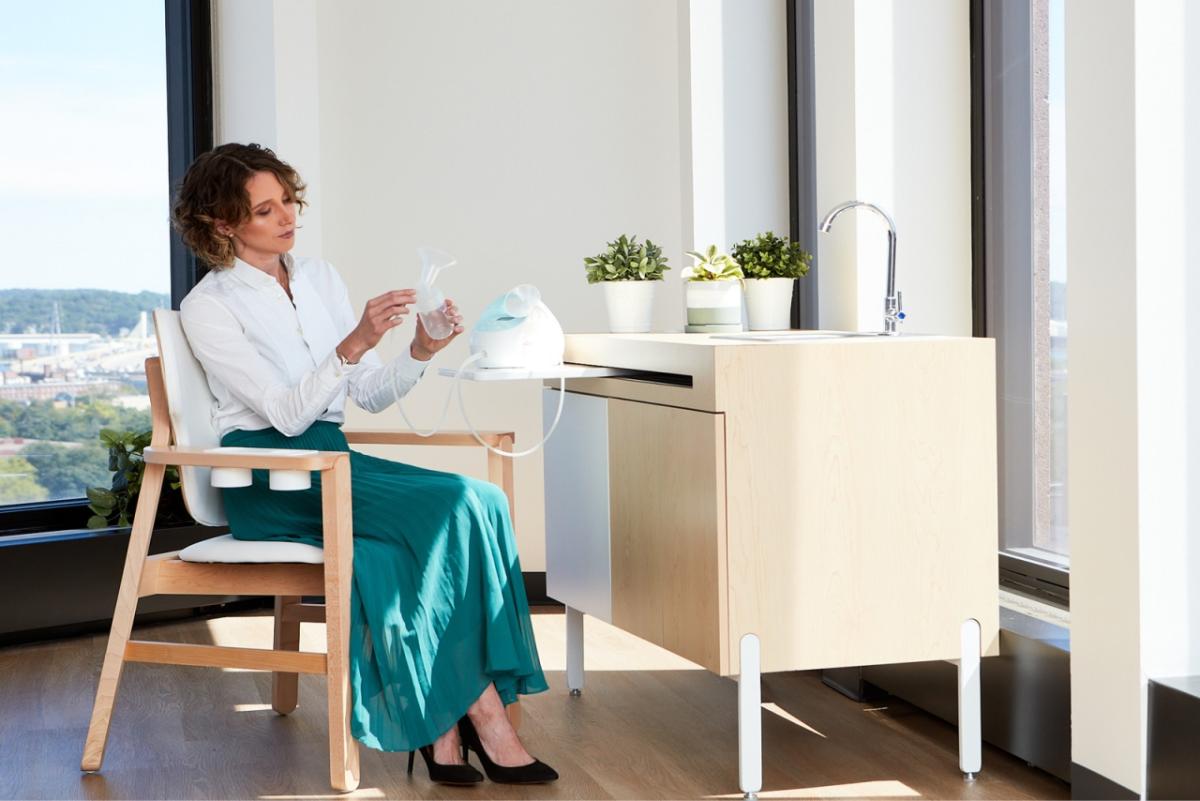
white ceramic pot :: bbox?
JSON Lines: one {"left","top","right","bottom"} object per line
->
{"left": 685, "top": 279, "right": 743, "bottom": 332}
{"left": 602, "top": 280, "right": 656, "bottom": 333}
{"left": 744, "top": 277, "right": 796, "bottom": 331}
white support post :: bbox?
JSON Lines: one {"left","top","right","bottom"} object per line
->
{"left": 738, "top": 633, "right": 762, "bottom": 798}
{"left": 566, "top": 606, "right": 584, "bottom": 696}
{"left": 958, "top": 618, "right": 982, "bottom": 779}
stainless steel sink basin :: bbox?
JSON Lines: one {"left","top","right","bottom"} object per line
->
{"left": 713, "top": 330, "right": 935, "bottom": 342}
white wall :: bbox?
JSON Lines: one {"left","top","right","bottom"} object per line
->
{"left": 312, "top": 1, "right": 689, "bottom": 572}
{"left": 813, "top": 0, "right": 972, "bottom": 336}
{"left": 1068, "top": 0, "right": 1200, "bottom": 794}
{"left": 213, "top": 0, "right": 793, "bottom": 569}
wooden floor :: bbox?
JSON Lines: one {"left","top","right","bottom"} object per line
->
{"left": 0, "top": 607, "right": 1068, "bottom": 800}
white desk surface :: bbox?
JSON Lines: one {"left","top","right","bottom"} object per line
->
{"left": 436, "top": 363, "right": 636, "bottom": 382}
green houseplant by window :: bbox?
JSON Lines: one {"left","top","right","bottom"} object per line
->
{"left": 87, "top": 427, "right": 185, "bottom": 529}
{"left": 681, "top": 244, "right": 745, "bottom": 333}
{"left": 583, "top": 234, "right": 669, "bottom": 333}
{"left": 731, "top": 232, "right": 812, "bottom": 331}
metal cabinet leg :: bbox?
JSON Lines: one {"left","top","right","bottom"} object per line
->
{"left": 566, "top": 606, "right": 584, "bottom": 696}
{"left": 958, "top": 618, "right": 982, "bottom": 780}
{"left": 739, "top": 633, "right": 762, "bottom": 798}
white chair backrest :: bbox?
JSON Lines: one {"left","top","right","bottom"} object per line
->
{"left": 153, "top": 309, "right": 227, "bottom": 527}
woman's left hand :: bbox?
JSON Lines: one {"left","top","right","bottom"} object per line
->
{"left": 410, "top": 298, "right": 465, "bottom": 361}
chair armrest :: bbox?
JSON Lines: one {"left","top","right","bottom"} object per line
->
{"left": 343, "top": 429, "right": 514, "bottom": 448}
{"left": 143, "top": 446, "right": 346, "bottom": 471}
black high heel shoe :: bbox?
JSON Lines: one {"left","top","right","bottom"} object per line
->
{"left": 407, "top": 743, "right": 484, "bottom": 786}
{"left": 457, "top": 715, "right": 559, "bottom": 784}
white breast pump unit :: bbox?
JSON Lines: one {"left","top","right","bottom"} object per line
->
{"left": 469, "top": 284, "right": 565, "bottom": 369}
{"left": 391, "top": 248, "right": 568, "bottom": 458}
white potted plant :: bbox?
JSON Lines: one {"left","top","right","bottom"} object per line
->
{"left": 731, "top": 232, "right": 812, "bottom": 331}
{"left": 584, "top": 234, "right": 670, "bottom": 333}
{"left": 682, "top": 244, "right": 745, "bottom": 333}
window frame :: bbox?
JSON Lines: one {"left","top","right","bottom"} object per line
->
{"left": 786, "top": 0, "right": 819, "bottom": 330}
{"left": 0, "top": 0, "right": 212, "bottom": 536}
{"left": 971, "top": 0, "right": 1070, "bottom": 603}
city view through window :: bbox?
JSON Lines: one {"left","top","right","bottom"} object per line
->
{"left": 0, "top": 1, "right": 168, "bottom": 509}
{"left": 1045, "top": 0, "right": 1068, "bottom": 561}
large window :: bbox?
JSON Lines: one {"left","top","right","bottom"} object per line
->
{"left": 976, "top": 0, "right": 1069, "bottom": 596}
{"left": 0, "top": 1, "right": 209, "bottom": 531}
{"left": 0, "top": 1, "right": 168, "bottom": 508}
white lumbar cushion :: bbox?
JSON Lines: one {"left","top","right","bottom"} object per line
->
{"left": 178, "top": 534, "right": 325, "bottom": 564}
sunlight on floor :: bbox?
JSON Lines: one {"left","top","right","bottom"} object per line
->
{"left": 258, "top": 792, "right": 387, "bottom": 800}
{"left": 764, "top": 702, "right": 826, "bottom": 738}
{"left": 530, "top": 610, "right": 705, "bottom": 672}
{"left": 707, "top": 779, "right": 921, "bottom": 799}
{"left": 203, "top": 608, "right": 708, "bottom": 673}
{"left": 233, "top": 703, "right": 274, "bottom": 712}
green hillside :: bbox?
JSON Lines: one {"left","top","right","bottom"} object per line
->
{"left": 0, "top": 289, "right": 170, "bottom": 337}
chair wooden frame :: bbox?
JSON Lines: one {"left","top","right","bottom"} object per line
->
{"left": 81, "top": 357, "right": 516, "bottom": 792}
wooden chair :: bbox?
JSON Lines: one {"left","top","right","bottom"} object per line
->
{"left": 81, "top": 309, "right": 516, "bottom": 792}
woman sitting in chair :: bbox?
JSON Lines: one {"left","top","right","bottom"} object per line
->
{"left": 172, "top": 142, "right": 555, "bottom": 786}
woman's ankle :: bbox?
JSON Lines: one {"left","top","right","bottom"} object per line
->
{"left": 431, "top": 726, "right": 463, "bottom": 764}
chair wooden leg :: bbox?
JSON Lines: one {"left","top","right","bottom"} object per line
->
{"left": 82, "top": 462, "right": 166, "bottom": 772}
{"left": 272, "top": 595, "right": 302, "bottom": 715}
{"left": 322, "top": 457, "right": 360, "bottom": 792}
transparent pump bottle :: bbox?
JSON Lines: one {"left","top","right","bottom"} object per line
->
{"left": 414, "top": 246, "right": 456, "bottom": 340}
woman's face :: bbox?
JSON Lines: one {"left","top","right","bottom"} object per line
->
{"left": 218, "top": 170, "right": 296, "bottom": 263}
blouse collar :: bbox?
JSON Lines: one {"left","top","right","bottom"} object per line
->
{"left": 229, "top": 251, "right": 296, "bottom": 290}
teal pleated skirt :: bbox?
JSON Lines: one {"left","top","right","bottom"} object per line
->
{"left": 219, "top": 421, "right": 548, "bottom": 752}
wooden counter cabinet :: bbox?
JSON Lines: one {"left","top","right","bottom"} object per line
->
{"left": 542, "top": 333, "right": 1000, "bottom": 794}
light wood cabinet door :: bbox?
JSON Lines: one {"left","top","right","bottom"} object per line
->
{"left": 607, "top": 398, "right": 728, "bottom": 674}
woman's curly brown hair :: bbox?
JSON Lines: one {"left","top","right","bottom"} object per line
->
{"left": 171, "top": 143, "right": 308, "bottom": 268}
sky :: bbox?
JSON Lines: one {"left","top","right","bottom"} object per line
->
{"left": 0, "top": 0, "right": 169, "bottom": 295}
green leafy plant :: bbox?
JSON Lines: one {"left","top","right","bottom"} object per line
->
{"left": 682, "top": 244, "right": 744, "bottom": 281}
{"left": 86, "top": 428, "right": 183, "bottom": 528}
{"left": 584, "top": 234, "right": 671, "bottom": 283}
{"left": 731, "top": 231, "right": 812, "bottom": 279}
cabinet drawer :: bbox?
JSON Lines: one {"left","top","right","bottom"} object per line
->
{"left": 607, "top": 398, "right": 728, "bottom": 674}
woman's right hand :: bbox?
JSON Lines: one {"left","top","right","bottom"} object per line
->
{"left": 337, "top": 289, "right": 417, "bottom": 364}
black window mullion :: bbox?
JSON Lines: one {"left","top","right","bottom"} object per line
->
{"left": 786, "top": 0, "right": 819, "bottom": 330}
{"left": 166, "top": 0, "right": 213, "bottom": 310}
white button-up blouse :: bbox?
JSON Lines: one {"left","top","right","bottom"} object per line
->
{"left": 179, "top": 252, "right": 428, "bottom": 438}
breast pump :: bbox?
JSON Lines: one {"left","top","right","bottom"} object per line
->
{"left": 413, "top": 247, "right": 456, "bottom": 340}
{"left": 392, "top": 248, "right": 568, "bottom": 458}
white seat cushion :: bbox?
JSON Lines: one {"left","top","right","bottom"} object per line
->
{"left": 178, "top": 534, "right": 325, "bottom": 564}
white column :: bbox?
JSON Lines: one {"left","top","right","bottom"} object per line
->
{"left": 813, "top": 0, "right": 971, "bottom": 335}
{"left": 679, "top": 0, "right": 790, "bottom": 255}
{"left": 1068, "top": 0, "right": 1200, "bottom": 794}
{"left": 212, "top": 0, "right": 323, "bottom": 254}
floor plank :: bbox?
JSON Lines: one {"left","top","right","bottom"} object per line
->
{"left": 0, "top": 608, "right": 1068, "bottom": 800}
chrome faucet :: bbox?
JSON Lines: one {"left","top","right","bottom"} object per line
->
{"left": 819, "top": 200, "right": 905, "bottom": 335}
